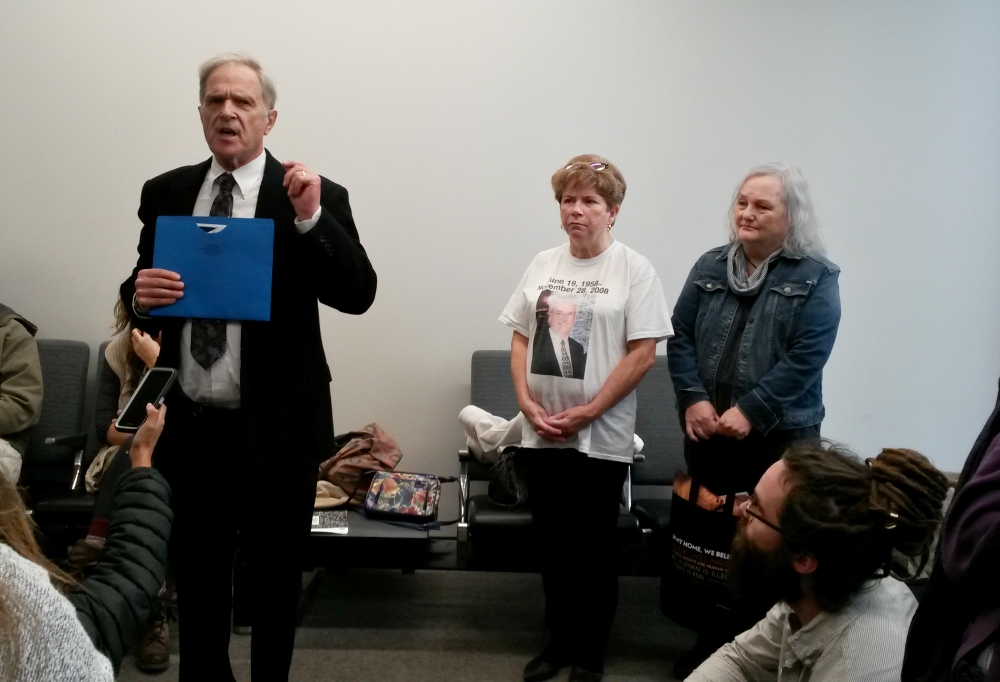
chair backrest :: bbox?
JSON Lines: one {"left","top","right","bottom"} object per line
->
{"left": 470, "top": 350, "right": 520, "bottom": 420}
{"left": 631, "top": 356, "right": 685, "bottom": 486}
{"left": 467, "top": 351, "right": 519, "bottom": 480}
{"left": 86, "top": 340, "right": 111, "bottom": 460}
{"left": 22, "top": 340, "right": 90, "bottom": 497}
{"left": 467, "top": 350, "right": 684, "bottom": 485}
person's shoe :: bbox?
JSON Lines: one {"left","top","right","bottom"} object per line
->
{"left": 523, "top": 651, "right": 569, "bottom": 682}
{"left": 568, "top": 665, "right": 604, "bottom": 682}
{"left": 135, "top": 607, "right": 170, "bottom": 673}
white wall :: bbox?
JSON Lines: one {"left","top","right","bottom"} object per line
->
{"left": 1, "top": 1, "right": 998, "bottom": 480}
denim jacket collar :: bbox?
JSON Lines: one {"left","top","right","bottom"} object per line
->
{"left": 715, "top": 244, "right": 803, "bottom": 261}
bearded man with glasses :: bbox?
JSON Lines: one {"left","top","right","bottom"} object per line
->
{"left": 687, "top": 441, "right": 949, "bottom": 682}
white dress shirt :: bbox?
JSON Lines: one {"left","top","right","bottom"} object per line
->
{"left": 174, "top": 152, "right": 320, "bottom": 407}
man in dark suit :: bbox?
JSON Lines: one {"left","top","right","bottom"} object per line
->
{"left": 531, "top": 295, "right": 586, "bottom": 380}
{"left": 120, "top": 54, "right": 376, "bottom": 682}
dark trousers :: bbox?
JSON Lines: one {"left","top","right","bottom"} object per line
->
{"left": 524, "top": 448, "right": 629, "bottom": 671}
{"left": 154, "top": 393, "right": 318, "bottom": 682}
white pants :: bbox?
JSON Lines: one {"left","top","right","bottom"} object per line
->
{"left": 0, "top": 438, "right": 22, "bottom": 484}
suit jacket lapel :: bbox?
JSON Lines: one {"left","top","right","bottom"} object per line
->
{"left": 169, "top": 158, "right": 212, "bottom": 216}
{"left": 240, "top": 151, "right": 290, "bottom": 392}
{"left": 256, "top": 150, "right": 295, "bottom": 224}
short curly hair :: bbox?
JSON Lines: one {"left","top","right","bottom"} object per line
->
{"left": 551, "top": 154, "right": 626, "bottom": 208}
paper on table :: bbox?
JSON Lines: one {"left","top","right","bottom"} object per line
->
{"left": 150, "top": 215, "right": 274, "bottom": 321}
{"left": 312, "top": 510, "right": 349, "bottom": 535}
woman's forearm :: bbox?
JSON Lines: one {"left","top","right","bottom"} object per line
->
{"left": 105, "top": 425, "right": 130, "bottom": 447}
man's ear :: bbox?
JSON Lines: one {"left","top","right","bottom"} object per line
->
{"left": 792, "top": 554, "right": 818, "bottom": 576}
{"left": 264, "top": 109, "right": 277, "bottom": 135}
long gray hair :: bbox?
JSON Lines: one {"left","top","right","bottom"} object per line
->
{"left": 727, "top": 163, "right": 825, "bottom": 256}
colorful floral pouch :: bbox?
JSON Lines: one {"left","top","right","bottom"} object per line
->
{"left": 363, "top": 471, "right": 456, "bottom": 524}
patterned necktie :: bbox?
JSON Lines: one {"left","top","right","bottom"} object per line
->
{"left": 560, "top": 340, "right": 573, "bottom": 378}
{"left": 190, "top": 173, "right": 235, "bottom": 370}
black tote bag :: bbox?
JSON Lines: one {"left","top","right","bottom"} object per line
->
{"left": 661, "top": 477, "right": 739, "bottom": 632}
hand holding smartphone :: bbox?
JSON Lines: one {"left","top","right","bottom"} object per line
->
{"left": 115, "top": 367, "right": 177, "bottom": 433}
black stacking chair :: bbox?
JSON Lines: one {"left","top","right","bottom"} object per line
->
{"left": 457, "top": 350, "right": 642, "bottom": 570}
{"left": 23, "top": 340, "right": 93, "bottom": 555}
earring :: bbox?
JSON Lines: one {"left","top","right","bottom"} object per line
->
{"left": 607, "top": 223, "right": 612, "bottom": 231}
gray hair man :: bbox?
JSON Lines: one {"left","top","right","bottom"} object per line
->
{"left": 120, "top": 53, "right": 377, "bottom": 681}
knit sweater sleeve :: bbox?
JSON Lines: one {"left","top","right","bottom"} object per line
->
{"left": 67, "top": 466, "right": 172, "bottom": 674}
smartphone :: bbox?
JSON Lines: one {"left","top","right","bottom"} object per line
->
{"left": 114, "top": 367, "right": 177, "bottom": 433}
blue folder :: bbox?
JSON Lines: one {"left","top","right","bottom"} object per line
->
{"left": 150, "top": 216, "right": 274, "bottom": 321}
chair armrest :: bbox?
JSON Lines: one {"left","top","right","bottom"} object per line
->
{"left": 623, "top": 449, "right": 643, "bottom": 510}
{"left": 457, "top": 454, "right": 470, "bottom": 541}
{"left": 70, "top": 450, "right": 84, "bottom": 491}
{"left": 44, "top": 432, "right": 88, "bottom": 492}
{"left": 622, "top": 465, "right": 633, "bottom": 511}
{"left": 44, "top": 433, "right": 88, "bottom": 449}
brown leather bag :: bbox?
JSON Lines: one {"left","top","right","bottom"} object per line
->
{"left": 318, "top": 424, "right": 403, "bottom": 506}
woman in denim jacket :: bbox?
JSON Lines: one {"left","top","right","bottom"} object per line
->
{"left": 666, "top": 163, "right": 841, "bottom": 677}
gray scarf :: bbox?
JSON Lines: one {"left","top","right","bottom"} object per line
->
{"left": 727, "top": 243, "right": 782, "bottom": 297}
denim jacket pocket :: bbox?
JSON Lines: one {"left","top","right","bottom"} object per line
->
{"left": 694, "top": 278, "right": 727, "bottom": 294}
{"left": 694, "top": 278, "right": 729, "bottom": 333}
{"left": 769, "top": 281, "right": 813, "bottom": 322}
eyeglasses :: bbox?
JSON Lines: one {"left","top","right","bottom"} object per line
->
{"left": 565, "top": 162, "right": 608, "bottom": 171}
{"left": 742, "top": 496, "right": 782, "bottom": 533}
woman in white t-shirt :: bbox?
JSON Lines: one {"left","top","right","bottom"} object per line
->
{"left": 500, "top": 155, "right": 672, "bottom": 682}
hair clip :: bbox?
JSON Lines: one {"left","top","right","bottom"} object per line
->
{"left": 885, "top": 511, "right": 899, "bottom": 530}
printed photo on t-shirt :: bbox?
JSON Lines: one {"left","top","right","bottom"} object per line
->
{"left": 530, "top": 289, "right": 593, "bottom": 380}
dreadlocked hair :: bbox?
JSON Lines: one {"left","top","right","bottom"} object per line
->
{"left": 779, "top": 441, "right": 950, "bottom": 612}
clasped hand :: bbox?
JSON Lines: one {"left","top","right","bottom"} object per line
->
{"left": 684, "top": 401, "right": 752, "bottom": 441}
{"left": 522, "top": 399, "right": 594, "bottom": 442}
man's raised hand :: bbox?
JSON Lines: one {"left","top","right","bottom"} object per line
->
{"left": 282, "top": 160, "right": 320, "bottom": 221}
